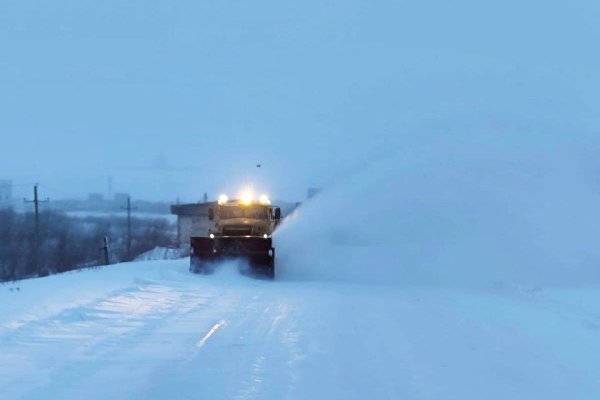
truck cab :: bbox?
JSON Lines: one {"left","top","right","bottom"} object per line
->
{"left": 190, "top": 194, "right": 281, "bottom": 278}
{"left": 208, "top": 201, "right": 281, "bottom": 238}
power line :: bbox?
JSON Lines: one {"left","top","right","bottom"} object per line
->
{"left": 0, "top": 183, "right": 36, "bottom": 188}
{"left": 37, "top": 183, "right": 84, "bottom": 200}
{"left": 2, "top": 198, "right": 30, "bottom": 204}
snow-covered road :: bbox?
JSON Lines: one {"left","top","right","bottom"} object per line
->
{"left": 2, "top": 259, "right": 600, "bottom": 399}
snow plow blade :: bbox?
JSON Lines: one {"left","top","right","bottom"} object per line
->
{"left": 190, "top": 236, "right": 275, "bottom": 278}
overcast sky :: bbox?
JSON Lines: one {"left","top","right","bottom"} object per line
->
{"left": 1, "top": 0, "right": 599, "bottom": 202}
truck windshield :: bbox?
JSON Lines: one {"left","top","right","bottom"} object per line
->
{"left": 219, "top": 206, "right": 268, "bottom": 219}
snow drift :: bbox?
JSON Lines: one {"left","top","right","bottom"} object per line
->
{"left": 276, "top": 132, "right": 600, "bottom": 287}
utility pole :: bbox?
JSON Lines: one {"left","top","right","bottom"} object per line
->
{"left": 24, "top": 184, "right": 50, "bottom": 248}
{"left": 24, "top": 184, "right": 49, "bottom": 273}
{"left": 121, "top": 196, "right": 136, "bottom": 260}
{"left": 100, "top": 236, "right": 110, "bottom": 265}
{"left": 176, "top": 197, "right": 181, "bottom": 248}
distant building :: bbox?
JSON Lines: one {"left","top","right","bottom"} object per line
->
{"left": 88, "top": 193, "right": 104, "bottom": 203}
{"left": 0, "top": 180, "right": 12, "bottom": 208}
{"left": 170, "top": 202, "right": 216, "bottom": 247}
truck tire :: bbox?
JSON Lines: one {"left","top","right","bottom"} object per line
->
{"left": 190, "top": 257, "right": 213, "bottom": 274}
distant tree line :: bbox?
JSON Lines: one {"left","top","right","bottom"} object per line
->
{"left": 0, "top": 209, "right": 176, "bottom": 282}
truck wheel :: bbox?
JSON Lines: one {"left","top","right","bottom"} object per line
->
{"left": 190, "top": 257, "right": 208, "bottom": 274}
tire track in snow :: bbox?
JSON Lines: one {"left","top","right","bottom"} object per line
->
{"left": 196, "top": 320, "right": 227, "bottom": 349}
{"left": 0, "top": 281, "right": 219, "bottom": 400}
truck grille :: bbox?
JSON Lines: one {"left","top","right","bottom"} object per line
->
{"left": 222, "top": 226, "right": 252, "bottom": 236}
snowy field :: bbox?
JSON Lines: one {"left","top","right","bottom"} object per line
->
{"left": 2, "top": 259, "right": 600, "bottom": 400}
{"left": 3, "top": 137, "right": 600, "bottom": 399}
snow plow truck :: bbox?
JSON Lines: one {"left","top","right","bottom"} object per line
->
{"left": 190, "top": 193, "right": 281, "bottom": 278}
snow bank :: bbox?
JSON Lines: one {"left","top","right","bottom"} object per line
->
{"left": 276, "top": 133, "right": 600, "bottom": 287}
{"left": 134, "top": 247, "right": 185, "bottom": 261}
